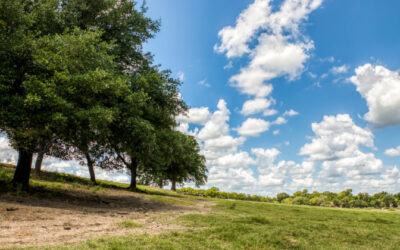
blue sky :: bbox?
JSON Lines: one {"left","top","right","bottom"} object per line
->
{"left": 142, "top": 0, "right": 400, "bottom": 195}
{"left": 1, "top": 0, "right": 399, "bottom": 195}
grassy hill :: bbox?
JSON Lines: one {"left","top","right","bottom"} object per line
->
{"left": 1, "top": 163, "right": 400, "bottom": 249}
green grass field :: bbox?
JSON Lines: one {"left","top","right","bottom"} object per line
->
{"left": 1, "top": 164, "right": 400, "bottom": 249}
{"left": 61, "top": 202, "right": 400, "bottom": 250}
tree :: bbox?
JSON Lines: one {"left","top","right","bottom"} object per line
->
{"left": 276, "top": 193, "right": 290, "bottom": 203}
{"left": 104, "top": 67, "right": 187, "bottom": 192}
{"left": 0, "top": 0, "right": 160, "bottom": 188}
{"left": 33, "top": 137, "right": 73, "bottom": 176}
{"left": 0, "top": 0, "right": 64, "bottom": 188}
{"left": 156, "top": 130, "right": 207, "bottom": 191}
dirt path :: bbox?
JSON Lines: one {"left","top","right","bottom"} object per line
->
{"left": 0, "top": 188, "right": 213, "bottom": 248}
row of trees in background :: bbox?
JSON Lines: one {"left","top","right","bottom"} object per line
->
{"left": 178, "top": 187, "right": 400, "bottom": 208}
{"left": 0, "top": 0, "right": 207, "bottom": 191}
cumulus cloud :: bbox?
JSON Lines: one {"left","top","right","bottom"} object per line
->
{"left": 385, "top": 146, "right": 400, "bottom": 157}
{"left": 211, "top": 151, "right": 256, "bottom": 168}
{"left": 216, "top": 0, "right": 323, "bottom": 98}
{"left": 214, "top": 0, "right": 272, "bottom": 58}
{"left": 240, "top": 98, "right": 276, "bottom": 116}
{"left": 230, "top": 34, "right": 312, "bottom": 97}
{"left": 198, "top": 100, "right": 230, "bottom": 140}
{"left": 204, "top": 136, "right": 246, "bottom": 151}
{"left": 176, "top": 107, "right": 211, "bottom": 125}
{"left": 236, "top": 118, "right": 271, "bottom": 137}
{"left": 272, "top": 116, "right": 288, "bottom": 125}
{"left": 207, "top": 167, "right": 257, "bottom": 191}
{"left": 349, "top": 64, "right": 400, "bottom": 127}
{"left": 300, "top": 114, "right": 382, "bottom": 179}
{"left": 235, "top": 116, "right": 288, "bottom": 137}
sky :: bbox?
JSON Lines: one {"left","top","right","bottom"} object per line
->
{"left": 1, "top": 0, "right": 400, "bottom": 196}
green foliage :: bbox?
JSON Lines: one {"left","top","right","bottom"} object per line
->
{"left": 178, "top": 186, "right": 400, "bottom": 209}
{"left": 150, "top": 130, "right": 207, "bottom": 190}
{"left": 276, "top": 192, "right": 290, "bottom": 202}
{"left": 0, "top": 0, "right": 202, "bottom": 189}
{"left": 178, "top": 187, "right": 273, "bottom": 203}
{"left": 118, "top": 220, "right": 142, "bottom": 229}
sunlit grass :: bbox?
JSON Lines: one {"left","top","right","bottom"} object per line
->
{"left": 117, "top": 220, "right": 142, "bottom": 229}
{"left": 3, "top": 163, "right": 400, "bottom": 249}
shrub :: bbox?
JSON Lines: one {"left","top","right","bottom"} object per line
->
{"left": 277, "top": 193, "right": 290, "bottom": 203}
{"left": 292, "top": 196, "right": 309, "bottom": 205}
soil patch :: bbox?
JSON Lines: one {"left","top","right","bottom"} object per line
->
{"left": 0, "top": 187, "right": 213, "bottom": 248}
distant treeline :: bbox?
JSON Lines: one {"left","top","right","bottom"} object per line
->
{"left": 178, "top": 187, "right": 400, "bottom": 208}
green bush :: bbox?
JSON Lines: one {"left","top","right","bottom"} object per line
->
{"left": 177, "top": 186, "right": 400, "bottom": 209}
{"left": 292, "top": 196, "right": 309, "bottom": 205}
{"left": 276, "top": 193, "right": 290, "bottom": 202}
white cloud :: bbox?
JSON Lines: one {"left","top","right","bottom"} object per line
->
{"left": 330, "top": 64, "right": 350, "bottom": 74}
{"left": 385, "top": 146, "right": 400, "bottom": 157}
{"left": 263, "top": 109, "right": 278, "bottom": 116}
{"left": 207, "top": 167, "right": 257, "bottom": 191}
{"left": 198, "top": 100, "right": 230, "bottom": 140}
{"left": 211, "top": 151, "right": 256, "bottom": 168}
{"left": 252, "top": 147, "right": 280, "bottom": 167}
{"left": 214, "top": 0, "right": 272, "bottom": 58}
{"left": 283, "top": 109, "right": 299, "bottom": 117}
{"left": 204, "top": 136, "right": 246, "bottom": 151}
{"left": 236, "top": 118, "right": 270, "bottom": 137}
{"left": 319, "top": 56, "right": 335, "bottom": 63}
{"left": 230, "top": 34, "right": 311, "bottom": 97}
{"left": 0, "top": 136, "right": 17, "bottom": 164}
{"left": 349, "top": 64, "right": 400, "bottom": 128}
{"left": 198, "top": 78, "right": 211, "bottom": 87}
{"left": 41, "top": 157, "right": 131, "bottom": 184}
{"left": 273, "top": 130, "right": 280, "bottom": 135}
{"left": 177, "top": 71, "right": 185, "bottom": 82}
{"left": 224, "top": 61, "right": 233, "bottom": 70}
{"left": 176, "top": 107, "right": 211, "bottom": 125}
{"left": 240, "top": 98, "right": 275, "bottom": 116}
{"left": 272, "top": 116, "right": 288, "bottom": 125}
{"left": 216, "top": 0, "right": 323, "bottom": 98}
{"left": 299, "top": 114, "right": 382, "bottom": 178}
{"left": 308, "top": 72, "right": 317, "bottom": 79}
{"left": 176, "top": 122, "right": 189, "bottom": 134}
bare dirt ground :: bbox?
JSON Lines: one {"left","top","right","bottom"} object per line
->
{"left": 0, "top": 187, "right": 213, "bottom": 248}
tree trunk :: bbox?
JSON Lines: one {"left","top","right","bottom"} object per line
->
{"left": 12, "top": 149, "right": 33, "bottom": 190}
{"left": 129, "top": 159, "right": 137, "bottom": 192}
{"left": 171, "top": 179, "right": 176, "bottom": 191}
{"left": 34, "top": 151, "right": 44, "bottom": 176}
{"left": 85, "top": 153, "right": 96, "bottom": 184}
{"left": 158, "top": 180, "right": 163, "bottom": 189}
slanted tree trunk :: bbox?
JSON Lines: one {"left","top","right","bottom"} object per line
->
{"left": 34, "top": 151, "right": 44, "bottom": 176}
{"left": 171, "top": 179, "right": 176, "bottom": 191}
{"left": 12, "top": 149, "right": 34, "bottom": 190}
{"left": 85, "top": 153, "right": 96, "bottom": 184}
{"left": 129, "top": 158, "right": 137, "bottom": 192}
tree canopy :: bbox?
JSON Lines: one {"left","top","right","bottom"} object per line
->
{"left": 0, "top": 0, "right": 206, "bottom": 191}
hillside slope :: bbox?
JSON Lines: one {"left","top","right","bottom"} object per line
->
{"left": 1, "top": 164, "right": 400, "bottom": 249}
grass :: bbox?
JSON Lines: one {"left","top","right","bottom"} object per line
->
{"left": 0, "top": 163, "right": 202, "bottom": 205}
{"left": 56, "top": 200, "right": 400, "bottom": 250}
{"left": 2, "top": 163, "right": 400, "bottom": 249}
{"left": 118, "top": 220, "right": 142, "bottom": 229}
